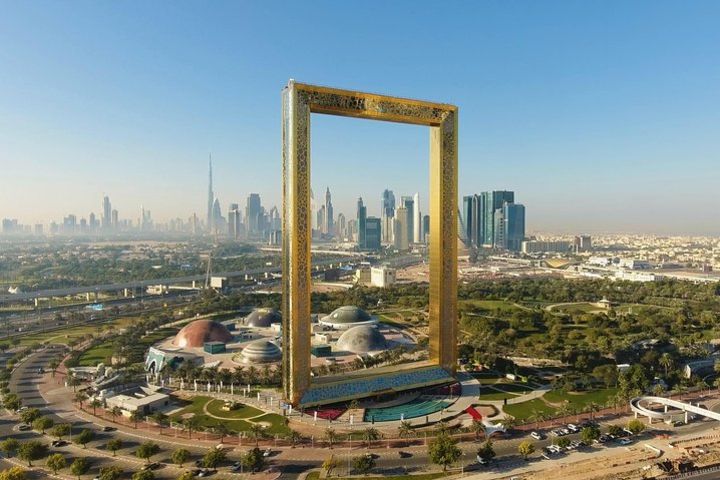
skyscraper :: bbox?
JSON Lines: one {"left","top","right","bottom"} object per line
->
{"left": 401, "top": 195, "right": 414, "bottom": 245}
{"left": 245, "top": 193, "right": 262, "bottom": 236}
{"left": 102, "top": 195, "right": 111, "bottom": 229}
{"left": 393, "top": 206, "right": 410, "bottom": 251}
{"left": 206, "top": 155, "right": 214, "bottom": 232}
{"left": 498, "top": 202, "right": 525, "bottom": 251}
{"left": 365, "top": 217, "right": 381, "bottom": 251}
{"left": 481, "top": 190, "right": 514, "bottom": 247}
{"left": 324, "top": 187, "right": 334, "bottom": 235}
{"left": 413, "top": 192, "right": 422, "bottom": 244}
{"left": 111, "top": 209, "right": 119, "bottom": 230}
{"left": 381, "top": 189, "right": 395, "bottom": 243}
{"left": 228, "top": 203, "right": 241, "bottom": 239}
{"left": 356, "top": 197, "right": 367, "bottom": 248}
{"left": 462, "top": 194, "right": 483, "bottom": 246}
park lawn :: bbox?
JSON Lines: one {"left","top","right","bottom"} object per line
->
{"left": 460, "top": 299, "right": 522, "bottom": 313}
{"left": 491, "top": 383, "right": 534, "bottom": 394}
{"left": 478, "top": 390, "right": 517, "bottom": 401}
{"left": 78, "top": 341, "right": 114, "bottom": 366}
{"left": 503, "top": 398, "right": 558, "bottom": 420}
{"left": 251, "top": 413, "right": 290, "bottom": 436}
{"left": 205, "top": 399, "right": 264, "bottom": 419}
{"left": 17, "top": 315, "right": 139, "bottom": 347}
{"left": 543, "top": 388, "right": 618, "bottom": 409}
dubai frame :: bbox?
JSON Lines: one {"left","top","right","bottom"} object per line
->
{"left": 282, "top": 81, "right": 458, "bottom": 406}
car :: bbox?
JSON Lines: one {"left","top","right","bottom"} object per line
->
{"left": 51, "top": 440, "right": 68, "bottom": 447}
{"left": 263, "top": 449, "right": 272, "bottom": 457}
{"left": 230, "top": 465, "right": 242, "bottom": 472}
{"left": 560, "top": 428, "right": 571, "bottom": 435}
{"left": 198, "top": 469, "right": 215, "bottom": 477}
{"left": 141, "top": 463, "right": 161, "bottom": 471}
{"left": 476, "top": 455, "right": 489, "bottom": 465}
{"left": 195, "top": 460, "right": 204, "bottom": 467}
{"left": 398, "top": 451, "right": 412, "bottom": 458}
{"left": 17, "top": 406, "right": 28, "bottom": 412}
{"left": 530, "top": 431, "right": 545, "bottom": 440}
{"left": 567, "top": 424, "right": 579, "bottom": 433}
{"left": 617, "top": 438, "right": 633, "bottom": 446}
{"left": 17, "top": 424, "right": 31, "bottom": 431}
{"left": 102, "top": 426, "right": 116, "bottom": 432}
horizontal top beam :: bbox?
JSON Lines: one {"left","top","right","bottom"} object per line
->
{"left": 287, "top": 80, "right": 457, "bottom": 127}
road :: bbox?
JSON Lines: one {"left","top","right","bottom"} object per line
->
{"left": 7, "top": 348, "right": 720, "bottom": 479}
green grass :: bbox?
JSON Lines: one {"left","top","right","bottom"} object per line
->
{"left": 503, "top": 398, "right": 558, "bottom": 420}
{"left": 460, "top": 299, "right": 522, "bottom": 313}
{"left": 543, "top": 388, "right": 618, "bottom": 409}
{"left": 478, "top": 391, "right": 517, "bottom": 401}
{"left": 77, "top": 341, "right": 114, "bottom": 366}
{"left": 16, "top": 315, "right": 139, "bottom": 347}
{"left": 491, "top": 383, "right": 534, "bottom": 394}
{"left": 205, "top": 399, "right": 264, "bottom": 419}
{"left": 169, "top": 395, "right": 289, "bottom": 436}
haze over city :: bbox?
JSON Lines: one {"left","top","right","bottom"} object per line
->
{"left": 1, "top": 1, "right": 719, "bottom": 235}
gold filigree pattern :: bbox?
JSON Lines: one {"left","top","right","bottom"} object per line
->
{"left": 282, "top": 81, "right": 457, "bottom": 405}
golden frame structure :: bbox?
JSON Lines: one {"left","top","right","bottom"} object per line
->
{"left": 282, "top": 81, "right": 458, "bottom": 406}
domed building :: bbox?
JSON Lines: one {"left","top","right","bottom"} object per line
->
{"left": 335, "top": 325, "right": 387, "bottom": 354}
{"left": 237, "top": 339, "right": 282, "bottom": 364}
{"left": 245, "top": 308, "right": 281, "bottom": 328}
{"left": 319, "top": 305, "right": 377, "bottom": 330}
{"left": 172, "top": 319, "right": 234, "bottom": 349}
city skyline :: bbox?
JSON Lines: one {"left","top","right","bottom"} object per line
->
{"left": 2, "top": 2, "right": 720, "bottom": 235}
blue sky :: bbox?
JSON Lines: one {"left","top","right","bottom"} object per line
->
{"left": 1, "top": 1, "right": 719, "bottom": 234}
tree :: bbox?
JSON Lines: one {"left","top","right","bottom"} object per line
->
{"left": 353, "top": 454, "right": 375, "bottom": 475}
{"left": 2, "top": 393, "right": 21, "bottom": 411}
{"left": 150, "top": 412, "right": 168, "bottom": 433}
{"left": 397, "top": 421, "right": 414, "bottom": 441}
{"left": 627, "top": 419, "right": 646, "bottom": 435}
{"left": 70, "top": 457, "right": 90, "bottom": 479}
{"left": 324, "top": 427, "right": 337, "bottom": 449}
{"left": 136, "top": 442, "right": 160, "bottom": 464}
{"left": 46, "top": 453, "right": 67, "bottom": 474}
{"left": 556, "top": 437, "right": 571, "bottom": 449}
{"left": 110, "top": 407, "right": 122, "bottom": 423}
{"left": 132, "top": 471, "right": 154, "bottom": 480}
{"left": 202, "top": 447, "right": 227, "bottom": 468}
{"left": 74, "top": 392, "right": 87, "bottom": 408}
{"left": 518, "top": 440, "right": 535, "bottom": 460}
{"left": 129, "top": 410, "right": 142, "bottom": 429}
{"left": 240, "top": 447, "right": 266, "bottom": 472}
{"left": 213, "top": 423, "right": 231, "bottom": 443}
{"left": 19, "top": 408, "right": 40, "bottom": 425}
{"left": 427, "top": 432, "right": 461, "bottom": 471}
{"left": 51, "top": 423, "right": 71, "bottom": 439}
{"left": 248, "top": 423, "right": 265, "bottom": 446}
{"left": 97, "top": 466, "right": 123, "bottom": 480}
{"left": 32, "top": 416, "right": 54, "bottom": 434}
{"left": 182, "top": 416, "right": 201, "bottom": 439}
{"left": 607, "top": 424, "right": 623, "bottom": 436}
{"left": 287, "top": 430, "right": 303, "bottom": 448}
{"left": 581, "top": 425, "right": 601, "bottom": 443}
{"left": 176, "top": 472, "right": 194, "bottom": 480}
{"left": 106, "top": 439, "right": 123, "bottom": 457}
{"left": 17, "top": 441, "right": 47, "bottom": 467}
{"left": 362, "top": 427, "right": 381, "bottom": 448}
{"left": 75, "top": 429, "right": 94, "bottom": 449}
{"left": 476, "top": 440, "right": 495, "bottom": 462}
{"left": 660, "top": 353, "right": 674, "bottom": 378}
{"left": 171, "top": 448, "right": 190, "bottom": 467}
{"left": 471, "top": 419, "right": 486, "bottom": 440}
{"left": 321, "top": 456, "right": 337, "bottom": 476}
{"left": 0, "top": 466, "right": 27, "bottom": 480}
{"left": 0, "top": 439, "right": 20, "bottom": 458}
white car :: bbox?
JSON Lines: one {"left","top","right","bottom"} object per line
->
{"left": 530, "top": 431, "right": 544, "bottom": 440}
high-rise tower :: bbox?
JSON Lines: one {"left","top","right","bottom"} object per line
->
{"left": 413, "top": 192, "right": 421, "bottom": 243}
{"left": 206, "top": 155, "right": 214, "bottom": 232}
{"left": 102, "top": 195, "right": 111, "bottom": 230}
{"left": 324, "top": 187, "right": 334, "bottom": 235}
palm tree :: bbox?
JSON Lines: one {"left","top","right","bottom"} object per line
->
{"left": 151, "top": 412, "right": 168, "bottom": 434}
{"left": 324, "top": 427, "right": 337, "bottom": 449}
{"left": 183, "top": 416, "right": 202, "bottom": 439}
{"left": 397, "top": 420, "right": 414, "bottom": 442}
{"left": 660, "top": 353, "right": 673, "bottom": 378}
{"left": 471, "top": 419, "right": 486, "bottom": 441}
{"left": 129, "top": 410, "right": 142, "bottom": 429}
{"left": 90, "top": 399, "right": 102, "bottom": 416}
{"left": 287, "top": 430, "right": 303, "bottom": 448}
{"left": 248, "top": 423, "right": 265, "bottom": 446}
{"left": 110, "top": 406, "right": 122, "bottom": 423}
{"left": 214, "top": 423, "right": 231, "bottom": 443}
{"left": 588, "top": 402, "right": 601, "bottom": 421}
{"left": 362, "top": 427, "right": 381, "bottom": 449}
{"left": 74, "top": 392, "right": 87, "bottom": 409}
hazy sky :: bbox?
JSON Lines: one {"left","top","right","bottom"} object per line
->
{"left": 1, "top": 1, "right": 719, "bottom": 234}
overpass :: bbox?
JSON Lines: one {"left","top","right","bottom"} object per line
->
{"left": 0, "top": 257, "right": 354, "bottom": 303}
{"left": 630, "top": 396, "right": 720, "bottom": 424}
